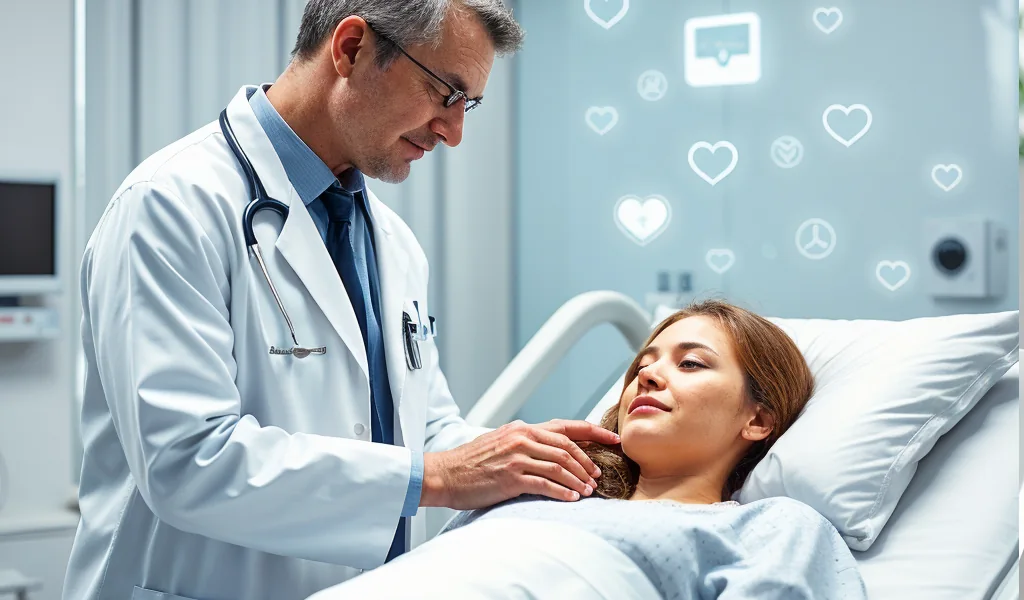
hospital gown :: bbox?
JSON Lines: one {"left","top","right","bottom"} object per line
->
{"left": 440, "top": 494, "right": 867, "bottom": 600}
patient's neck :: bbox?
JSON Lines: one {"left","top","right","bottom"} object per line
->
{"left": 629, "top": 472, "right": 725, "bottom": 505}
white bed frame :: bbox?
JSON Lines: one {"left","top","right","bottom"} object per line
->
{"left": 466, "top": 291, "right": 651, "bottom": 428}
{"left": 463, "top": 291, "right": 1020, "bottom": 600}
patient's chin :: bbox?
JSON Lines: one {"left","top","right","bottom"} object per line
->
{"left": 620, "top": 420, "right": 668, "bottom": 456}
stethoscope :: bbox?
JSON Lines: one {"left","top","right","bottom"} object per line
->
{"left": 219, "top": 108, "right": 436, "bottom": 367}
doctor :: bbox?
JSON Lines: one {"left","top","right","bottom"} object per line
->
{"left": 63, "top": 1, "right": 619, "bottom": 599}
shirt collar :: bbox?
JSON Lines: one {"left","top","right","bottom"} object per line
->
{"left": 248, "top": 85, "right": 364, "bottom": 205}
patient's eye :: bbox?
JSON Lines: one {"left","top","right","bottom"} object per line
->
{"left": 679, "top": 359, "right": 705, "bottom": 369}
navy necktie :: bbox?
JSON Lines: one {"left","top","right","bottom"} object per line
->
{"left": 319, "top": 185, "right": 405, "bottom": 561}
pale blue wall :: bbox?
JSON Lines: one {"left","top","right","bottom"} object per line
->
{"left": 514, "top": 0, "right": 1020, "bottom": 422}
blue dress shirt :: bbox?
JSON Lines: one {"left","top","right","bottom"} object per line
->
{"left": 248, "top": 85, "right": 423, "bottom": 519}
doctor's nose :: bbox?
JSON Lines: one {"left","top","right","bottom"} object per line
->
{"left": 431, "top": 110, "right": 464, "bottom": 148}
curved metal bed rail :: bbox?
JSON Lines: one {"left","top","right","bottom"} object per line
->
{"left": 465, "top": 291, "right": 652, "bottom": 429}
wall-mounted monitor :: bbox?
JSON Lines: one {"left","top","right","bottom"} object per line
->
{"left": 0, "top": 176, "right": 61, "bottom": 296}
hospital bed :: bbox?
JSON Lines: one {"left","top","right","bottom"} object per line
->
{"left": 456, "top": 291, "right": 1020, "bottom": 600}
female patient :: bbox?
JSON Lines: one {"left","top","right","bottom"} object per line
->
{"left": 314, "top": 300, "right": 868, "bottom": 599}
{"left": 439, "top": 299, "right": 868, "bottom": 599}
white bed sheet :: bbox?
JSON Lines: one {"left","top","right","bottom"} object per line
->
{"left": 305, "top": 518, "right": 661, "bottom": 600}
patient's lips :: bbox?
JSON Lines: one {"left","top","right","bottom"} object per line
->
{"left": 628, "top": 395, "right": 671, "bottom": 415}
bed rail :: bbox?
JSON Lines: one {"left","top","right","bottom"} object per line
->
{"left": 465, "top": 291, "right": 651, "bottom": 429}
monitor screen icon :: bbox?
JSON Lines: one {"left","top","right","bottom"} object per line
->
{"left": 684, "top": 12, "right": 761, "bottom": 87}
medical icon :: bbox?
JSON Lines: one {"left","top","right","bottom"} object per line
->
{"left": 823, "top": 104, "right": 872, "bottom": 147}
{"left": 875, "top": 260, "right": 911, "bottom": 291}
{"left": 770, "top": 136, "right": 804, "bottom": 169}
{"left": 585, "top": 106, "right": 619, "bottom": 135}
{"left": 813, "top": 7, "right": 843, "bottom": 34}
{"left": 637, "top": 70, "right": 668, "bottom": 101}
{"left": 684, "top": 12, "right": 761, "bottom": 87}
{"left": 795, "top": 218, "right": 837, "bottom": 260}
{"left": 614, "top": 194, "right": 672, "bottom": 246}
{"left": 931, "top": 164, "right": 963, "bottom": 192}
{"left": 705, "top": 249, "right": 736, "bottom": 274}
{"left": 584, "top": 0, "right": 629, "bottom": 30}
{"left": 688, "top": 141, "right": 738, "bottom": 186}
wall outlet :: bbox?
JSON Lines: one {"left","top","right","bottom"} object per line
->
{"left": 647, "top": 271, "right": 696, "bottom": 312}
{"left": 923, "top": 217, "right": 1009, "bottom": 299}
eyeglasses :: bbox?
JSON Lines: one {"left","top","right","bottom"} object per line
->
{"left": 368, "top": 24, "right": 483, "bottom": 113}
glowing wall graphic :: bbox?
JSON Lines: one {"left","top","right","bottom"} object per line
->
{"left": 514, "top": 1, "right": 1019, "bottom": 422}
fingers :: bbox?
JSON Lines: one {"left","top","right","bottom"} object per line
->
{"left": 540, "top": 419, "right": 620, "bottom": 446}
{"left": 523, "top": 441, "right": 596, "bottom": 495}
{"left": 519, "top": 473, "right": 586, "bottom": 503}
{"left": 529, "top": 428, "right": 602, "bottom": 482}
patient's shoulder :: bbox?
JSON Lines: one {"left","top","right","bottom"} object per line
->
{"left": 733, "top": 497, "right": 859, "bottom": 574}
{"left": 733, "top": 496, "right": 838, "bottom": 535}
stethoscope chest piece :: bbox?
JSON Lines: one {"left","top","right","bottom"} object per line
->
{"left": 270, "top": 346, "right": 327, "bottom": 358}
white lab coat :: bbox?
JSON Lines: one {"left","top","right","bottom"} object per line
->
{"left": 63, "top": 86, "right": 490, "bottom": 600}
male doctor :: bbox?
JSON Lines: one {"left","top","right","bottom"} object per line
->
{"left": 63, "top": 1, "right": 619, "bottom": 599}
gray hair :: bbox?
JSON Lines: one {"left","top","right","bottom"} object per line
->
{"left": 291, "top": 0, "right": 525, "bottom": 69}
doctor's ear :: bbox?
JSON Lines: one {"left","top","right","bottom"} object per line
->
{"left": 329, "top": 16, "right": 371, "bottom": 78}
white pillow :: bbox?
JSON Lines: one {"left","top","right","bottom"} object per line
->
{"left": 854, "top": 363, "right": 1018, "bottom": 599}
{"left": 737, "top": 310, "right": 1019, "bottom": 551}
{"left": 587, "top": 307, "right": 1019, "bottom": 552}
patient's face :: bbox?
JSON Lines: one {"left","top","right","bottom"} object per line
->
{"left": 617, "top": 316, "right": 753, "bottom": 477}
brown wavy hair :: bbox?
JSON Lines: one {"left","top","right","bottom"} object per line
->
{"left": 583, "top": 299, "right": 814, "bottom": 502}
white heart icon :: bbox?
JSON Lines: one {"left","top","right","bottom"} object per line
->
{"left": 822, "top": 104, "right": 872, "bottom": 147}
{"left": 585, "top": 106, "right": 619, "bottom": 135}
{"left": 584, "top": 0, "right": 630, "bottom": 30}
{"left": 705, "top": 249, "right": 736, "bottom": 274}
{"left": 687, "top": 141, "right": 738, "bottom": 186}
{"left": 614, "top": 195, "right": 671, "bottom": 246}
{"left": 931, "top": 164, "right": 963, "bottom": 191}
{"left": 875, "top": 260, "right": 911, "bottom": 291}
{"left": 813, "top": 7, "right": 843, "bottom": 34}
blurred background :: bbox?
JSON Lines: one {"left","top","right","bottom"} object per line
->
{"left": 0, "top": 0, "right": 1020, "bottom": 597}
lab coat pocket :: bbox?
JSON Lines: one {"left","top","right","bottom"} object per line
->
{"left": 132, "top": 586, "right": 199, "bottom": 600}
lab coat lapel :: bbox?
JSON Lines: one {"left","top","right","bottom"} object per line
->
{"left": 364, "top": 190, "right": 411, "bottom": 422}
{"left": 225, "top": 86, "right": 369, "bottom": 379}
{"left": 275, "top": 188, "right": 368, "bottom": 378}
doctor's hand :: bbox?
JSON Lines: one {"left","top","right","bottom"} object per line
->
{"left": 420, "top": 419, "right": 621, "bottom": 511}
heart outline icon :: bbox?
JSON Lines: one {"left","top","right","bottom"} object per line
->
{"left": 822, "top": 104, "right": 872, "bottom": 147}
{"left": 613, "top": 194, "right": 672, "bottom": 246}
{"left": 705, "top": 249, "right": 736, "bottom": 274}
{"left": 813, "top": 7, "right": 843, "bottom": 34}
{"left": 931, "top": 164, "right": 963, "bottom": 192}
{"left": 584, "top": 0, "right": 630, "bottom": 30}
{"left": 585, "top": 106, "right": 619, "bottom": 135}
{"left": 875, "top": 260, "right": 911, "bottom": 291}
{"left": 687, "top": 141, "right": 739, "bottom": 186}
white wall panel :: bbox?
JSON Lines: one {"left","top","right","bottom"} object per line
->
{"left": 137, "top": 0, "right": 189, "bottom": 158}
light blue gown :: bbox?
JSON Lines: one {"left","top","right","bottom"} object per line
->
{"left": 441, "top": 494, "right": 868, "bottom": 600}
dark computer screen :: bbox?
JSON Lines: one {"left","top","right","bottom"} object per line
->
{"left": 0, "top": 181, "right": 56, "bottom": 276}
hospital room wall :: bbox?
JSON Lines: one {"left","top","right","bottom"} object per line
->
{"left": 0, "top": 0, "right": 81, "bottom": 597}
{"left": 511, "top": 1, "right": 1022, "bottom": 424}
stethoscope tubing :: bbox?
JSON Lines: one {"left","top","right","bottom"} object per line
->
{"left": 219, "top": 109, "right": 300, "bottom": 348}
